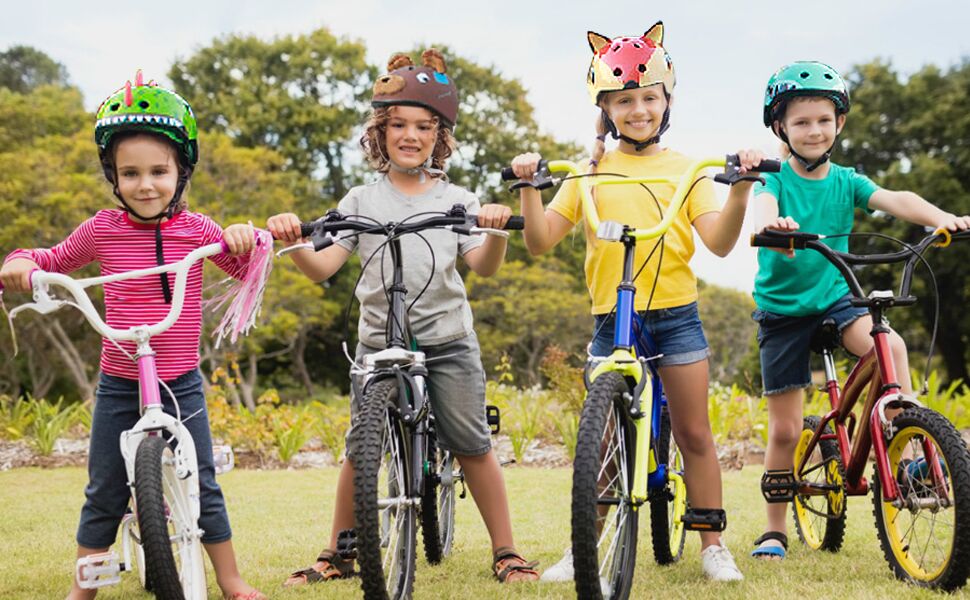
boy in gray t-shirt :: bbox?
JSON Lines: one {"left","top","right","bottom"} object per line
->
{"left": 268, "top": 49, "right": 540, "bottom": 584}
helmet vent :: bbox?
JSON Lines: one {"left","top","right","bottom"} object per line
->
{"left": 613, "top": 67, "right": 622, "bottom": 76}
{"left": 612, "top": 44, "right": 621, "bottom": 52}
{"left": 800, "top": 71, "right": 810, "bottom": 78}
{"left": 138, "top": 100, "right": 150, "bottom": 109}
{"left": 824, "top": 73, "right": 834, "bottom": 79}
{"left": 633, "top": 42, "right": 642, "bottom": 49}
{"left": 638, "top": 64, "right": 646, "bottom": 73}
{"left": 110, "top": 103, "right": 120, "bottom": 111}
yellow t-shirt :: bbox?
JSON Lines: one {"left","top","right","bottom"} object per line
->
{"left": 547, "top": 149, "right": 720, "bottom": 314}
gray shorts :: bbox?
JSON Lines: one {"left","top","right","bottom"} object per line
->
{"left": 348, "top": 331, "right": 491, "bottom": 456}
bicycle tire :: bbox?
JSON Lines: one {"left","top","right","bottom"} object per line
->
{"left": 421, "top": 429, "right": 457, "bottom": 564}
{"left": 572, "top": 371, "right": 638, "bottom": 600}
{"left": 133, "top": 435, "right": 184, "bottom": 600}
{"left": 649, "top": 406, "right": 686, "bottom": 565}
{"left": 792, "top": 416, "right": 846, "bottom": 552}
{"left": 353, "top": 378, "right": 417, "bottom": 600}
{"left": 872, "top": 407, "right": 970, "bottom": 591}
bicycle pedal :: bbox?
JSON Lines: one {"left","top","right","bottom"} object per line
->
{"left": 761, "top": 469, "right": 797, "bottom": 503}
{"left": 76, "top": 551, "right": 122, "bottom": 589}
{"left": 680, "top": 508, "right": 727, "bottom": 532}
{"left": 213, "top": 444, "right": 235, "bottom": 475}
{"left": 486, "top": 405, "right": 501, "bottom": 435}
{"left": 336, "top": 528, "right": 358, "bottom": 561}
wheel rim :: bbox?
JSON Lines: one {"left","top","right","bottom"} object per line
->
{"left": 378, "top": 412, "right": 410, "bottom": 594}
{"left": 595, "top": 405, "right": 634, "bottom": 596}
{"left": 793, "top": 427, "right": 841, "bottom": 549}
{"left": 881, "top": 427, "right": 954, "bottom": 581}
{"left": 667, "top": 441, "right": 686, "bottom": 557}
{"left": 159, "top": 447, "right": 189, "bottom": 588}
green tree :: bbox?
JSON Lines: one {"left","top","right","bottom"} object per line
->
{"left": 0, "top": 85, "right": 87, "bottom": 148}
{"left": 839, "top": 60, "right": 970, "bottom": 383}
{"left": 169, "top": 28, "right": 375, "bottom": 200}
{"left": 697, "top": 280, "right": 761, "bottom": 390}
{"left": 0, "top": 46, "right": 69, "bottom": 93}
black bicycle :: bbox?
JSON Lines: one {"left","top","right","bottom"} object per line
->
{"left": 283, "top": 204, "right": 521, "bottom": 600}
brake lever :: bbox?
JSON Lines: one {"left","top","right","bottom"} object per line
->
{"left": 507, "top": 161, "right": 557, "bottom": 192}
{"left": 714, "top": 172, "right": 766, "bottom": 186}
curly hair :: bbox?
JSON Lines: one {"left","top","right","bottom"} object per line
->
{"left": 359, "top": 106, "right": 456, "bottom": 174}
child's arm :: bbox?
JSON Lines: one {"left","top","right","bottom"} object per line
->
{"left": 868, "top": 189, "right": 970, "bottom": 231}
{"left": 693, "top": 149, "right": 766, "bottom": 257}
{"left": 511, "top": 153, "right": 574, "bottom": 256}
{"left": 463, "top": 204, "right": 512, "bottom": 277}
{"left": 1, "top": 217, "right": 99, "bottom": 291}
{"left": 267, "top": 212, "right": 351, "bottom": 282}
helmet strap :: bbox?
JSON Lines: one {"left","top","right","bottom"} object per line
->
{"left": 600, "top": 102, "right": 671, "bottom": 151}
{"left": 385, "top": 141, "right": 446, "bottom": 183}
{"left": 778, "top": 128, "right": 834, "bottom": 173}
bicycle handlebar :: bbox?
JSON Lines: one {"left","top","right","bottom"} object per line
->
{"left": 5, "top": 241, "right": 228, "bottom": 341}
{"left": 750, "top": 228, "right": 970, "bottom": 304}
{"left": 503, "top": 154, "right": 780, "bottom": 242}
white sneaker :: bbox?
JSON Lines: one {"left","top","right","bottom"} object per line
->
{"left": 701, "top": 543, "right": 744, "bottom": 582}
{"left": 540, "top": 547, "right": 573, "bottom": 582}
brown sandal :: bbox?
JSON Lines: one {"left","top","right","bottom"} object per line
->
{"left": 492, "top": 546, "right": 540, "bottom": 583}
{"left": 282, "top": 550, "right": 356, "bottom": 587}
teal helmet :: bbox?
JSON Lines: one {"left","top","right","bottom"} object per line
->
{"left": 763, "top": 61, "right": 849, "bottom": 128}
{"left": 95, "top": 70, "right": 199, "bottom": 172}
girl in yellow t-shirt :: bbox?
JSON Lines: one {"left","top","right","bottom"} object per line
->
{"left": 510, "top": 22, "right": 763, "bottom": 582}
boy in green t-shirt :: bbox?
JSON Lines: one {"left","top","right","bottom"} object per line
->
{"left": 750, "top": 61, "right": 970, "bottom": 560}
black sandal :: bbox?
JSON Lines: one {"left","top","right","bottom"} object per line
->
{"left": 492, "top": 546, "right": 539, "bottom": 582}
{"left": 283, "top": 550, "right": 356, "bottom": 586}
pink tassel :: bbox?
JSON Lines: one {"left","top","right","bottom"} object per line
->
{"left": 209, "top": 228, "right": 275, "bottom": 348}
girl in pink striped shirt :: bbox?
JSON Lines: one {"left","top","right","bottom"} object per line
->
{"left": 0, "top": 73, "right": 265, "bottom": 600}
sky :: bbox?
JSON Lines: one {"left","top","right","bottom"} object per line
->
{"left": 4, "top": 0, "right": 969, "bottom": 291}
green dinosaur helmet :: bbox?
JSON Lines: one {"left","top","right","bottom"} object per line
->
{"left": 763, "top": 61, "right": 850, "bottom": 128}
{"left": 95, "top": 70, "right": 198, "bottom": 169}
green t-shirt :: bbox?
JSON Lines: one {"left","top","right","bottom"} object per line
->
{"left": 753, "top": 161, "right": 879, "bottom": 316}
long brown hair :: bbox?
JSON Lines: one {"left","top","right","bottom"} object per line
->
{"left": 359, "top": 106, "right": 456, "bottom": 174}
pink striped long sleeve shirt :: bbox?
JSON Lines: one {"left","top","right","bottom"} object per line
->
{"left": 4, "top": 209, "right": 251, "bottom": 381}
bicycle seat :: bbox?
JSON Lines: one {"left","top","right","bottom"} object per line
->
{"left": 810, "top": 318, "right": 841, "bottom": 354}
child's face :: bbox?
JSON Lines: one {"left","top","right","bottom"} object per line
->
{"left": 778, "top": 97, "right": 846, "bottom": 161}
{"left": 603, "top": 84, "right": 668, "bottom": 141}
{"left": 114, "top": 134, "right": 180, "bottom": 221}
{"left": 385, "top": 106, "right": 438, "bottom": 170}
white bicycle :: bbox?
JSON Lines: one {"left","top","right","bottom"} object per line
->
{"left": 4, "top": 239, "right": 251, "bottom": 599}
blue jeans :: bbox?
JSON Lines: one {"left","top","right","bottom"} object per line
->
{"left": 590, "top": 302, "right": 710, "bottom": 367}
{"left": 77, "top": 369, "right": 231, "bottom": 548}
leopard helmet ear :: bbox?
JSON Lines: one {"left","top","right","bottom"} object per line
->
{"left": 421, "top": 48, "right": 447, "bottom": 73}
{"left": 587, "top": 31, "right": 611, "bottom": 53}
{"left": 643, "top": 21, "right": 664, "bottom": 45}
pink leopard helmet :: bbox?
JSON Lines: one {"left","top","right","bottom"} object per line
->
{"left": 586, "top": 21, "right": 676, "bottom": 105}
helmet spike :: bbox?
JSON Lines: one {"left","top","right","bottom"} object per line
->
{"left": 134, "top": 69, "right": 144, "bottom": 87}
{"left": 124, "top": 80, "right": 133, "bottom": 107}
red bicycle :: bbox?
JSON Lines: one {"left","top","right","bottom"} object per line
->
{"left": 752, "top": 227, "right": 970, "bottom": 591}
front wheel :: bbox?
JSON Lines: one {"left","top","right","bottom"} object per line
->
{"left": 352, "top": 379, "right": 417, "bottom": 600}
{"left": 792, "top": 416, "right": 846, "bottom": 552}
{"left": 133, "top": 435, "right": 205, "bottom": 600}
{"left": 649, "top": 406, "right": 686, "bottom": 565}
{"left": 572, "top": 371, "right": 638, "bottom": 600}
{"left": 872, "top": 407, "right": 970, "bottom": 591}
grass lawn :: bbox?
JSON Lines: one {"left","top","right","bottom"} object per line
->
{"left": 0, "top": 465, "right": 961, "bottom": 599}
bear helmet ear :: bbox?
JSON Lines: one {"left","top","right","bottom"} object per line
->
{"left": 587, "top": 31, "right": 611, "bottom": 53}
{"left": 387, "top": 53, "right": 414, "bottom": 71}
{"left": 642, "top": 21, "right": 664, "bottom": 45}
{"left": 421, "top": 48, "right": 447, "bottom": 73}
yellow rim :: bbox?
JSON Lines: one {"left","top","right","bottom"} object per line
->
{"left": 668, "top": 461, "right": 687, "bottom": 556}
{"left": 792, "top": 427, "right": 842, "bottom": 549}
{"left": 880, "top": 426, "right": 953, "bottom": 581}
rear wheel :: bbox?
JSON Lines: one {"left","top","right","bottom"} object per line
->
{"left": 353, "top": 379, "right": 417, "bottom": 600}
{"left": 572, "top": 371, "right": 638, "bottom": 600}
{"left": 649, "top": 406, "right": 686, "bottom": 565}
{"left": 792, "top": 416, "right": 846, "bottom": 552}
{"left": 421, "top": 429, "right": 457, "bottom": 564}
{"left": 872, "top": 408, "right": 970, "bottom": 590}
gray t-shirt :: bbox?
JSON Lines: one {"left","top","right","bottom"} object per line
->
{"left": 335, "top": 176, "right": 484, "bottom": 348}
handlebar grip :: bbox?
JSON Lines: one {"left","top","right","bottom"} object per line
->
{"left": 750, "top": 232, "right": 795, "bottom": 249}
{"left": 505, "top": 216, "right": 525, "bottom": 230}
{"left": 753, "top": 158, "right": 782, "bottom": 173}
{"left": 501, "top": 166, "right": 517, "bottom": 181}
{"left": 300, "top": 223, "right": 315, "bottom": 238}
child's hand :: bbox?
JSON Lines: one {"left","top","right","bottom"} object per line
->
{"left": 510, "top": 153, "right": 542, "bottom": 181}
{"left": 760, "top": 217, "right": 799, "bottom": 258}
{"left": 735, "top": 149, "right": 768, "bottom": 183}
{"left": 266, "top": 213, "right": 305, "bottom": 246}
{"left": 0, "top": 258, "right": 40, "bottom": 293}
{"left": 477, "top": 203, "right": 512, "bottom": 231}
{"left": 935, "top": 213, "right": 970, "bottom": 232}
{"left": 223, "top": 223, "right": 255, "bottom": 256}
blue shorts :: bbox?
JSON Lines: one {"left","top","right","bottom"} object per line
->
{"left": 590, "top": 302, "right": 710, "bottom": 367}
{"left": 753, "top": 295, "right": 868, "bottom": 395}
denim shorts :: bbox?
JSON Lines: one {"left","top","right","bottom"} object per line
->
{"left": 349, "top": 331, "right": 491, "bottom": 456}
{"left": 77, "top": 369, "right": 231, "bottom": 548}
{"left": 590, "top": 302, "right": 710, "bottom": 367}
{"left": 753, "top": 295, "right": 868, "bottom": 395}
